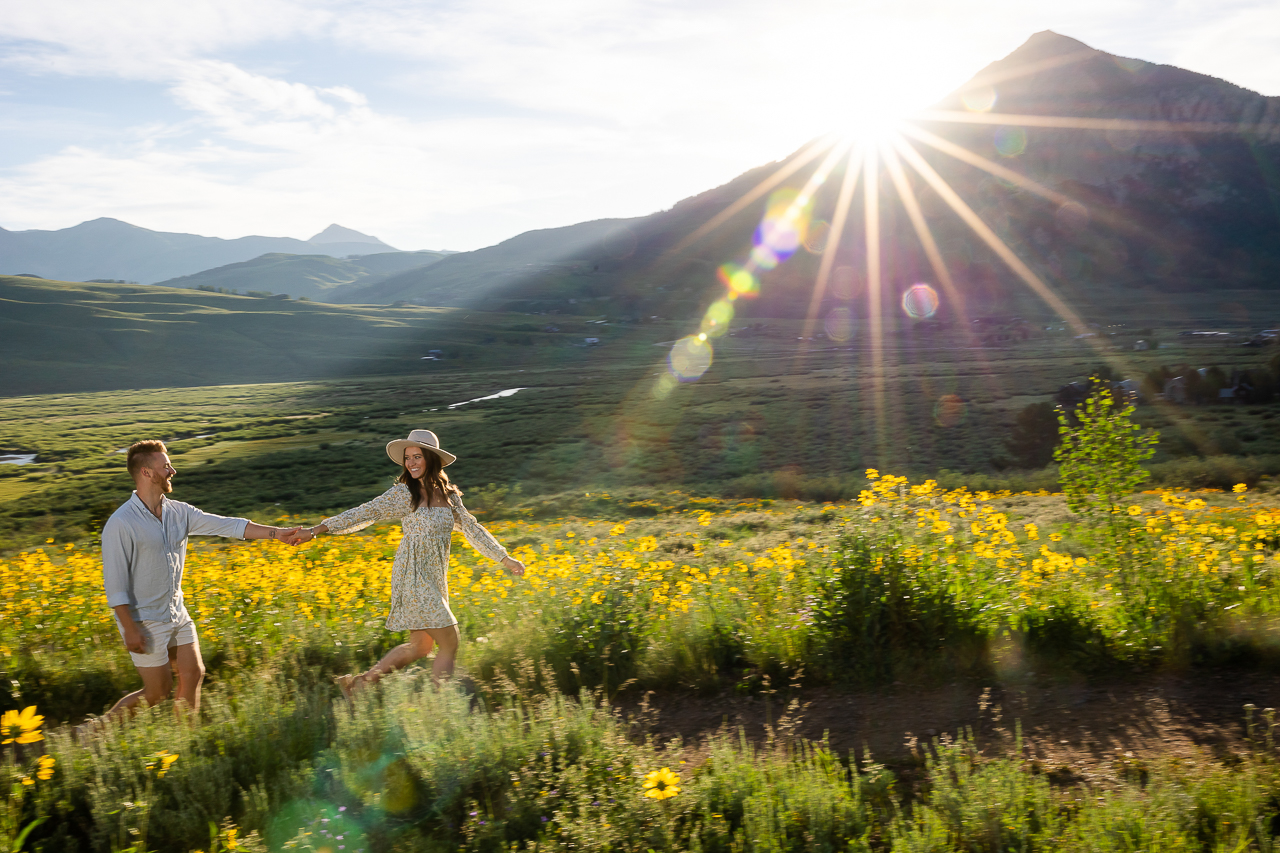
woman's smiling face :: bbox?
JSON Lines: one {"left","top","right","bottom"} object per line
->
{"left": 404, "top": 447, "right": 427, "bottom": 480}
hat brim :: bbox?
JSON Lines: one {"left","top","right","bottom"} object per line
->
{"left": 386, "top": 439, "right": 457, "bottom": 467}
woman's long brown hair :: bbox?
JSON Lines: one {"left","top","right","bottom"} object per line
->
{"left": 397, "top": 449, "right": 461, "bottom": 510}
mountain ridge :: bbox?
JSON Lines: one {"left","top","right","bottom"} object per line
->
{"left": 5, "top": 31, "right": 1279, "bottom": 322}
{"left": 153, "top": 250, "right": 448, "bottom": 301}
{"left": 328, "top": 30, "right": 1279, "bottom": 316}
{"left": 307, "top": 224, "right": 393, "bottom": 248}
{"left": 0, "top": 217, "right": 412, "bottom": 284}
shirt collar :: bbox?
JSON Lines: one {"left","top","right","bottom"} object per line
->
{"left": 130, "top": 491, "right": 169, "bottom": 520}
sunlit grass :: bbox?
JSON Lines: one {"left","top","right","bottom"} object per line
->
{"left": 4, "top": 480, "right": 1277, "bottom": 701}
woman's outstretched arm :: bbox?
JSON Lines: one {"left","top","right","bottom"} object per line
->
{"left": 288, "top": 485, "right": 413, "bottom": 544}
{"left": 450, "top": 493, "right": 525, "bottom": 575}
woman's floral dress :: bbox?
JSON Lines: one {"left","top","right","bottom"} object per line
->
{"left": 321, "top": 485, "right": 507, "bottom": 630}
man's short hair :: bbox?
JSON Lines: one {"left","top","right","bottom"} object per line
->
{"left": 126, "top": 440, "right": 168, "bottom": 480}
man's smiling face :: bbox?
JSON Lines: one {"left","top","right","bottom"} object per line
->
{"left": 143, "top": 452, "right": 176, "bottom": 494}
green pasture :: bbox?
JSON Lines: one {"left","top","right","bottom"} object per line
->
{"left": 3, "top": 284, "right": 1280, "bottom": 550}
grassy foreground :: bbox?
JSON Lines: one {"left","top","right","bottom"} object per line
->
{"left": 3, "top": 478, "right": 1280, "bottom": 850}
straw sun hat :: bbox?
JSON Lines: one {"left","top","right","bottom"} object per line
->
{"left": 386, "top": 429, "right": 457, "bottom": 467}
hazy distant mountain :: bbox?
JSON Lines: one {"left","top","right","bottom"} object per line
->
{"left": 328, "top": 219, "right": 643, "bottom": 305}
{"left": 7, "top": 30, "right": 1278, "bottom": 320}
{"left": 307, "top": 224, "right": 394, "bottom": 248}
{"left": 335, "top": 30, "right": 1280, "bottom": 319}
{"left": 0, "top": 218, "right": 405, "bottom": 284}
{"left": 155, "top": 250, "right": 446, "bottom": 301}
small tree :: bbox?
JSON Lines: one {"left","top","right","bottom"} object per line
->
{"left": 1004, "top": 402, "right": 1060, "bottom": 469}
{"left": 1054, "top": 377, "right": 1158, "bottom": 525}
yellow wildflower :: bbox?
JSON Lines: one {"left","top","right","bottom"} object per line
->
{"left": 1, "top": 706, "right": 44, "bottom": 744}
{"left": 642, "top": 766, "right": 681, "bottom": 799}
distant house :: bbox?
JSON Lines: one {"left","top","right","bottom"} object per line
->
{"left": 1164, "top": 376, "right": 1188, "bottom": 404}
{"left": 1114, "top": 379, "right": 1142, "bottom": 404}
{"left": 1055, "top": 381, "right": 1089, "bottom": 407}
{"left": 1133, "top": 340, "right": 1149, "bottom": 351}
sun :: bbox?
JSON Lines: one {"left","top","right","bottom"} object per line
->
{"left": 831, "top": 87, "right": 908, "bottom": 146}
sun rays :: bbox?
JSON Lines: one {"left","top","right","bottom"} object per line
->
{"left": 653, "top": 80, "right": 1279, "bottom": 459}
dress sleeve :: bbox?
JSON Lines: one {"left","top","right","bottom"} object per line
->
{"left": 449, "top": 493, "right": 508, "bottom": 562}
{"left": 322, "top": 485, "right": 414, "bottom": 535}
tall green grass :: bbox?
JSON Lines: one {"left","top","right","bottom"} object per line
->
{"left": 16, "top": 670, "right": 1280, "bottom": 852}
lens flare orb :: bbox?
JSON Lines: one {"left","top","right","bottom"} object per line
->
{"left": 901, "top": 283, "right": 939, "bottom": 319}
{"left": 804, "top": 220, "right": 831, "bottom": 254}
{"left": 752, "top": 188, "right": 811, "bottom": 270}
{"left": 668, "top": 335, "right": 713, "bottom": 381}
{"left": 962, "top": 86, "right": 997, "bottom": 112}
{"left": 994, "top": 126, "right": 1027, "bottom": 157}
{"left": 831, "top": 265, "right": 857, "bottom": 300}
{"left": 700, "top": 299, "right": 734, "bottom": 338}
{"left": 1055, "top": 201, "right": 1089, "bottom": 231}
{"left": 717, "top": 264, "right": 759, "bottom": 299}
{"left": 824, "top": 306, "right": 856, "bottom": 342}
{"left": 934, "top": 394, "right": 968, "bottom": 427}
{"left": 653, "top": 371, "right": 679, "bottom": 400}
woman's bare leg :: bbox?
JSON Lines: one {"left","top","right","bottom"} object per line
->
{"left": 365, "top": 630, "right": 434, "bottom": 683}
{"left": 425, "top": 626, "right": 460, "bottom": 681}
{"left": 357, "top": 626, "right": 460, "bottom": 688}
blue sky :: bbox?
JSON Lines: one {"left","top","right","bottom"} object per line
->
{"left": 2, "top": 0, "right": 1277, "bottom": 251}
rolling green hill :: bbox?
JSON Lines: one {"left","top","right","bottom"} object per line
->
{"left": 0, "top": 275, "right": 672, "bottom": 396}
{"left": 154, "top": 250, "right": 448, "bottom": 301}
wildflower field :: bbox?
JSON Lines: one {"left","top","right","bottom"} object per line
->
{"left": 3, "top": 476, "right": 1280, "bottom": 851}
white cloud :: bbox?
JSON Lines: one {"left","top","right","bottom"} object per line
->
{"left": 1166, "top": 4, "right": 1280, "bottom": 94}
{"left": 0, "top": 0, "right": 321, "bottom": 79}
{"left": 0, "top": 0, "right": 1276, "bottom": 249}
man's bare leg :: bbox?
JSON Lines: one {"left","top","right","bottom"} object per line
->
{"left": 172, "top": 640, "right": 206, "bottom": 717}
{"left": 103, "top": 660, "right": 174, "bottom": 719}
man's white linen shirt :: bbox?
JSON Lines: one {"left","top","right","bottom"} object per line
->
{"left": 101, "top": 493, "right": 249, "bottom": 623}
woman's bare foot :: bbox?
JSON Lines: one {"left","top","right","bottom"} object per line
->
{"left": 334, "top": 673, "right": 367, "bottom": 701}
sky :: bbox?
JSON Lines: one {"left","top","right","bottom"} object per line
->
{"left": 1, "top": 1, "right": 1278, "bottom": 252}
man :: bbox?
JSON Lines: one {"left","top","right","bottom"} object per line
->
{"left": 100, "top": 440, "right": 299, "bottom": 718}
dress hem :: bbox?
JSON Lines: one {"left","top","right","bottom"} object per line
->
{"left": 385, "top": 619, "right": 458, "bottom": 631}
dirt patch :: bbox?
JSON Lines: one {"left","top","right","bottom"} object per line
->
{"left": 621, "top": 670, "right": 1280, "bottom": 783}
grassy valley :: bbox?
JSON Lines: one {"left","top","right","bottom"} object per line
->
{"left": 3, "top": 283, "right": 1278, "bottom": 552}
{"left": 153, "top": 250, "right": 448, "bottom": 301}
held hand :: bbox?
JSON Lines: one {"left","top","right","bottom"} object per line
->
{"left": 280, "top": 527, "right": 312, "bottom": 546}
{"left": 274, "top": 526, "right": 301, "bottom": 544}
{"left": 501, "top": 556, "right": 526, "bottom": 577}
{"left": 122, "top": 625, "right": 146, "bottom": 655}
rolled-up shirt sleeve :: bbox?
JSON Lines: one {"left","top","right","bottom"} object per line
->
{"left": 101, "top": 518, "right": 134, "bottom": 608}
{"left": 184, "top": 504, "right": 250, "bottom": 539}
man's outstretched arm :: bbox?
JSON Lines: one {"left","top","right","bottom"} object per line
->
{"left": 243, "top": 522, "right": 301, "bottom": 541}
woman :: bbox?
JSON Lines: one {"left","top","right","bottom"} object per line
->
{"left": 292, "top": 429, "right": 524, "bottom": 693}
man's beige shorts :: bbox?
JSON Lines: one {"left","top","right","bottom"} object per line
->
{"left": 115, "top": 613, "right": 198, "bottom": 668}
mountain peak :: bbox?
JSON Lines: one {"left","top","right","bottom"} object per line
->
{"left": 308, "top": 224, "right": 387, "bottom": 246}
{"left": 1018, "top": 30, "right": 1098, "bottom": 59}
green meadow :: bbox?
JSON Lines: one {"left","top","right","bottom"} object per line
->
{"left": 5, "top": 275, "right": 1280, "bottom": 851}
{"left": 3, "top": 275, "right": 1280, "bottom": 552}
